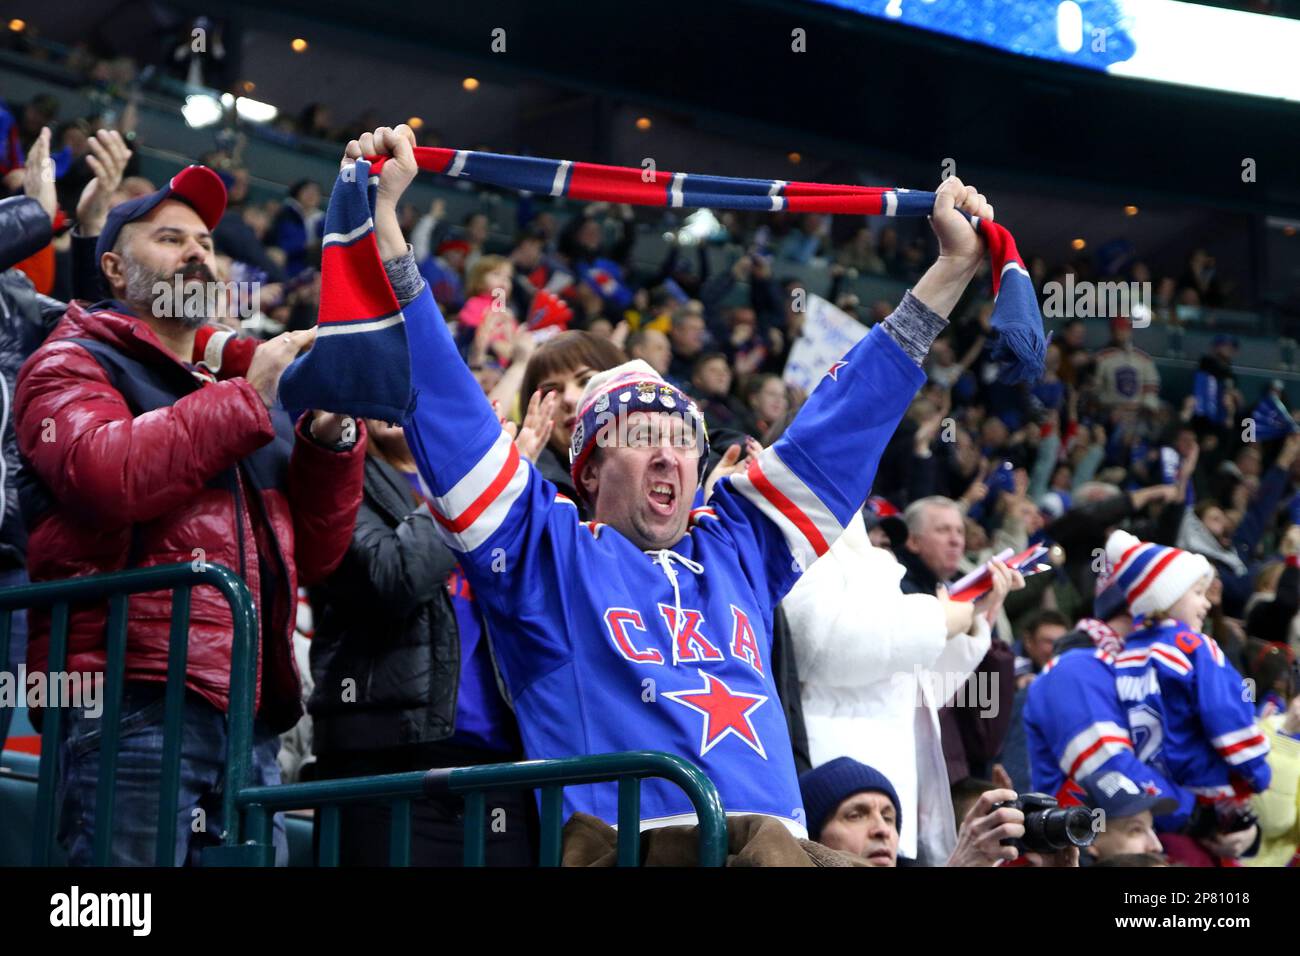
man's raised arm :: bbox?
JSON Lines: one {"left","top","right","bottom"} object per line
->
{"left": 716, "top": 177, "right": 995, "bottom": 586}
{"left": 348, "top": 126, "right": 534, "bottom": 556}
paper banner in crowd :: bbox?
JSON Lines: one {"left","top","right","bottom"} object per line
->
{"left": 782, "top": 294, "right": 868, "bottom": 396}
{"left": 947, "top": 544, "right": 1053, "bottom": 602}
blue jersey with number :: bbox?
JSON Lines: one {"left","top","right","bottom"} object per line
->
{"left": 1115, "top": 618, "right": 1270, "bottom": 801}
{"left": 1025, "top": 646, "right": 1193, "bottom": 828}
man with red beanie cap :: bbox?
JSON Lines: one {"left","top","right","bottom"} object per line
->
{"left": 15, "top": 164, "right": 366, "bottom": 865}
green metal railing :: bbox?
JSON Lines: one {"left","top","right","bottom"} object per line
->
{"left": 1, "top": 563, "right": 730, "bottom": 866}
{"left": 0, "top": 562, "right": 258, "bottom": 866}
{"left": 228, "top": 751, "right": 728, "bottom": 867}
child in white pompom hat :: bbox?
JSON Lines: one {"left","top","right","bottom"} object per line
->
{"left": 1104, "top": 529, "right": 1270, "bottom": 859}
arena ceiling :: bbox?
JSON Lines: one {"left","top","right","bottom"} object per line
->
{"left": 201, "top": 0, "right": 1299, "bottom": 218}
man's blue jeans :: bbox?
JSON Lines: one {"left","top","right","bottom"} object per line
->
{"left": 57, "top": 681, "right": 288, "bottom": 866}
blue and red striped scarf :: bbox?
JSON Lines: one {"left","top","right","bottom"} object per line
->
{"left": 280, "top": 147, "right": 1045, "bottom": 422}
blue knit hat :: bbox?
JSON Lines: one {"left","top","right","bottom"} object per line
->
{"left": 799, "top": 757, "right": 902, "bottom": 841}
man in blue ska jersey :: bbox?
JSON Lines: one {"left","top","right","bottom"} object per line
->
{"left": 339, "top": 125, "right": 1014, "bottom": 862}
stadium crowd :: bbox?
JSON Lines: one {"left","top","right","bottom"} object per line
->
{"left": 0, "top": 71, "right": 1297, "bottom": 869}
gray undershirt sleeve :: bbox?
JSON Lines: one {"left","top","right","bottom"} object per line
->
{"left": 880, "top": 290, "right": 949, "bottom": 365}
{"left": 381, "top": 244, "right": 425, "bottom": 307}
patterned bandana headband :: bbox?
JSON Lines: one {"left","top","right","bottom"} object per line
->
{"left": 279, "top": 147, "right": 1046, "bottom": 422}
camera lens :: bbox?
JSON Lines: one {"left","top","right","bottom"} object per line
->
{"left": 1029, "top": 806, "right": 1096, "bottom": 851}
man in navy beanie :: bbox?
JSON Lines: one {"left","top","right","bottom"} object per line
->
{"left": 800, "top": 757, "right": 904, "bottom": 866}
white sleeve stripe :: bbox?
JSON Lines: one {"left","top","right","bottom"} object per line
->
{"left": 1060, "top": 721, "right": 1131, "bottom": 776}
{"left": 1207, "top": 636, "right": 1224, "bottom": 666}
{"left": 1070, "top": 742, "right": 1131, "bottom": 781}
{"left": 428, "top": 430, "right": 516, "bottom": 521}
{"left": 734, "top": 446, "right": 842, "bottom": 549}
{"left": 432, "top": 456, "right": 530, "bottom": 553}
{"left": 1212, "top": 725, "right": 1265, "bottom": 748}
{"left": 1149, "top": 643, "right": 1192, "bottom": 673}
{"left": 728, "top": 470, "right": 818, "bottom": 572}
{"left": 1222, "top": 740, "right": 1270, "bottom": 765}
{"left": 1191, "top": 784, "right": 1236, "bottom": 799}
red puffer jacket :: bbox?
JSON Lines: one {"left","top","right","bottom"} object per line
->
{"left": 16, "top": 302, "right": 366, "bottom": 731}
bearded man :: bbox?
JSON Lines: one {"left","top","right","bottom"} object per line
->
{"left": 15, "top": 165, "right": 366, "bottom": 865}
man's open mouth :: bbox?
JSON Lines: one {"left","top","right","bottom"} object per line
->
{"left": 647, "top": 481, "right": 677, "bottom": 516}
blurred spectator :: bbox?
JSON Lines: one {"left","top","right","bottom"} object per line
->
{"left": 1013, "top": 609, "right": 1070, "bottom": 688}
{"left": 626, "top": 327, "right": 671, "bottom": 377}
{"left": 689, "top": 352, "right": 746, "bottom": 433}
{"left": 667, "top": 304, "right": 707, "bottom": 388}
{"left": 1246, "top": 691, "right": 1300, "bottom": 867}
{"left": 899, "top": 496, "right": 965, "bottom": 595}
{"left": 899, "top": 496, "right": 1016, "bottom": 783}
{"left": 421, "top": 238, "right": 469, "bottom": 312}
{"left": 516, "top": 330, "right": 626, "bottom": 511}
{"left": 1192, "top": 333, "right": 1241, "bottom": 433}
{"left": 1094, "top": 317, "right": 1160, "bottom": 414}
{"left": 269, "top": 179, "right": 323, "bottom": 277}
{"left": 741, "top": 373, "right": 790, "bottom": 440}
{"left": 777, "top": 213, "right": 827, "bottom": 264}
{"left": 0, "top": 134, "right": 68, "bottom": 747}
{"left": 297, "top": 102, "right": 335, "bottom": 141}
{"left": 1179, "top": 248, "right": 1226, "bottom": 308}
{"left": 835, "top": 227, "right": 886, "bottom": 275}
{"left": 457, "top": 254, "right": 519, "bottom": 366}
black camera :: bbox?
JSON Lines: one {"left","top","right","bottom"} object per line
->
{"left": 994, "top": 792, "right": 1096, "bottom": 854}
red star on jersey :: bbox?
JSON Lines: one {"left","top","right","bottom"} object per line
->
{"left": 663, "top": 670, "right": 769, "bottom": 759}
{"left": 826, "top": 360, "right": 848, "bottom": 381}
{"left": 1141, "top": 781, "right": 1162, "bottom": 797}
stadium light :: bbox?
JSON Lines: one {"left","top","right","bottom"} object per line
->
{"left": 463, "top": 77, "right": 480, "bottom": 91}
{"left": 787, "top": 152, "right": 802, "bottom": 165}
{"left": 235, "top": 96, "right": 278, "bottom": 124}
{"left": 182, "top": 94, "right": 224, "bottom": 129}
{"left": 635, "top": 116, "right": 652, "bottom": 131}
{"left": 1071, "top": 238, "right": 1086, "bottom": 250}
{"left": 1124, "top": 205, "right": 1139, "bottom": 216}
{"left": 8, "top": 18, "right": 25, "bottom": 31}
{"left": 291, "top": 38, "right": 308, "bottom": 53}
{"left": 676, "top": 208, "right": 722, "bottom": 246}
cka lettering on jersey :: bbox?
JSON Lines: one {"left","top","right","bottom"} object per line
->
{"left": 603, "top": 603, "right": 763, "bottom": 674}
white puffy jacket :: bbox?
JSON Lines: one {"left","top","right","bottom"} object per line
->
{"left": 783, "top": 513, "right": 991, "bottom": 864}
